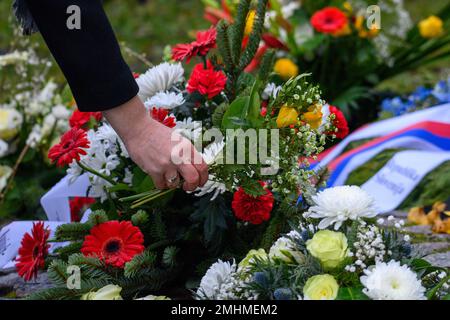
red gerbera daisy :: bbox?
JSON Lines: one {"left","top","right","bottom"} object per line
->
{"left": 187, "top": 61, "right": 227, "bottom": 99}
{"left": 48, "top": 127, "right": 90, "bottom": 167}
{"left": 232, "top": 182, "right": 274, "bottom": 225}
{"left": 69, "top": 109, "right": 102, "bottom": 129}
{"left": 150, "top": 107, "right": 176, "bottom": 128}
{"left": 81, "top": 221, "right": 145, "bottom": 268}
{"left": 70, "top": 197, "right": 96, "bottom": 222}
{"left": 15, "top": 222, "right": 50, "bottom": 281}
{"left": 310, "top": 7, "right": 348, "bottom": 34}
{"left": 327, "top": 105, "right": 349, "bottom": 139}
{"left": 172, "top": 27, "right": 217, "bottom": 63}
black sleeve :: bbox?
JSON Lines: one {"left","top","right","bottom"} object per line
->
{"left": 25, "top": 0, "right": 139, "bottom": 112}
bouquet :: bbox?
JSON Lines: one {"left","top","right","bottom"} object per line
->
{"left": 0, "top": 28, "right": 74, "bottom": 220}
{"left": 18, "top": 0, "right": 348, "bottom": 299}
{"left": 203, "top": 0, "right": 450, "bottom": 127}
{"left": 197, "top": 185, "right": 450, "bottom": 300}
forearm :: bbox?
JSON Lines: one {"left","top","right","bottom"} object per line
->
{"left": 25, "top": 0, "right": 138, "bottom": 112}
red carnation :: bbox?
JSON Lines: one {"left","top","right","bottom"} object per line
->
{"left": 70, "top": 197, "right": 96, "bottom": 222}
{"left": 328, "top": 105, "right": 349, "bottom": 139}
{"left": 310, "top": 7, "right": 348, "bottom": 34}
{"left": 15, "top": 222, "right": 50, "bottom": 281}
{"left": 81, "top": 221, "right": 145, "bottom": 268}
{"left": 69, "top": 109, "right": 102, "bottom": 129}
{"left": 232, "top": 183, "right": 274, "bottom": 225}
{"left": 150, "top": 107, "right": 176, "bottom": 128}
{"left": 187, "top": 61, "right": 227, "bottom": 99}
{"left": 172, "top": 27, "right": 217, "bottom": 63}
{"left": 48, "top": 127, "right": 90, "bottom": 167}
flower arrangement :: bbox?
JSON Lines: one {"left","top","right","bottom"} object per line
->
{"left": 197, "top": 185, "right": 450, "bottom": 300}
{"left": 202, "top": 0, "right": 450, "bottom": 127}
{"left": 20, "top": 0, "right": 345, "bottom": 300}
{"left": 0, "top": 28, "right": 73, "bottom": 220}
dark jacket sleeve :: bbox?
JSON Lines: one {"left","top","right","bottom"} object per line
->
{"left": 25, "top": 0, "right": 139, "bottom": 112}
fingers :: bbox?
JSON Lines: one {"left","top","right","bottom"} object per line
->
{"left": 164, "top": 170, "right": 180, "bottom": 189}
{"left": 152, "top": 174, "right": 167, "bottom": 190}
{"left": 193, "top": 158, "right": 209, "bottom": 187}
{"left": 177, "top": 163, "right": 200, "bottom": 191}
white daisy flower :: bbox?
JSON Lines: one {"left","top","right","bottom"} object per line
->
{"left": 144, "top": 91, "right": 185, "bottom": 110}
{"left": 175, "top": 117, "right": 202, "bottom": 142}
{"left": 305, "top": 186, "right": 377, "bottom": 230}
{"left": 361, "top": 260, "right": 426, "bottom": 300}
{"left": 197, "top": 260, "right": 237, "bottom": 300}
{"left": 136, "top": 62, "right": 184, "bottom": 101}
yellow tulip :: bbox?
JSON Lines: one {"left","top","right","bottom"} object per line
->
{"left": 276, "top": 105, "right": 299, "bottom": 128}
{"left": 302, "top": 105, "right": 323, "bottom": 129}
{"left": 274, "top": 58, "right": 299, "bottom": 80}
{"left": 419, "top": 16, "right": 444, "bottom": 38}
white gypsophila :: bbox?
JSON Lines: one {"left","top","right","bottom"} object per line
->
{"left": 280, "top": 1, "right": 300, "bottom": 18}
{"left": 269, "top": 232, "right": 304, "bottom": 264}
{"left": 136, "top": 62, "right": 184, "bottom": 101}
{"left": 361, "top": 260, "right": 426, "bottom": 300}
{"left": 174, "top": 117, "right": 202, "bottom": 142}
{"left": 192, "top": 139, "right": 227, "bottom": 200}
{"left": 26, "top": 125, "right": 43, "bottom": 148}
{"left": 144, "top": 91, "right": 185, "bottom": 110}
{"left": 197, "top": 260, "right": 237, "bottom": 300}
{"left": 123, "top": 167, "right": 133, "bottom": 186}
{"left": 0, "top": 50, "right": 29, "bottom": 67}
{"left": 51, "top": 104, "right": 71, "bottom": 120}
{"left": 305, "top": 186, "right": 378, "bottom": 230}
{"left": 262, "top": 83, "right": 282, "bottom": 100}
{"left": 0, "top": 140, "right": 8, "bottom": 157}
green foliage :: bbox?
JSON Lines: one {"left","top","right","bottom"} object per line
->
{"left": 87, "top": 209, "right": 109, "bottom": 226}
{"left": 54, "top": 222, "right": 92, "bottom": 241}
{"left": 149, "top": 210, "right": 167, "bottom": 242}
{"left": 131, "top": 210, "right": 149, "bottom": 226}
{"left": 257, "top": 49, "right": 276, "bottom": 83}
{"left": 337, "top": 287, "right": 369, "bottom": 300}
{"left": 124, "top": 250, "right": 158, "bottom": 278}
{"left": 162, "top": 246, "right": 179, "bottom": 268}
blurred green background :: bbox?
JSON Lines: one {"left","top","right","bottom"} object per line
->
{"left": 0, "top": 0, "right": 449, "bottom": 93}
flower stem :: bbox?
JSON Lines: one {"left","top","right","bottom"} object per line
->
{"left": 76, "top": 161, "right": 117, "bottom": 186}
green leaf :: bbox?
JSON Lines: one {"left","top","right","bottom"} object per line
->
{"left": 132, "top": 167, "right": 155, "bottom": 193}
{"left": 337, "top": 287, "right": 369, "bottom": 300}
{"left": 221, "top": 96, "right": 250, "bottom": 129}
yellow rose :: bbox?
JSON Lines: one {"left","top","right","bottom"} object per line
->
{"left": 245, "top": 10, "right": 256, "bottom": 35}
{"left": 269, "top": 237, "right": 305, "bottom": 264}
{"left": 0, "top": 165, "right": 13, "bottom": 192}
{"left": 239, "top": 249, "right": 268, "bottom": 270}
{"left": 419, "top": 16, "right": 444, "bottom": 38}
{"left": 303, "top": 274, "right": 339, "bottom": 300}
{"left": 0, "top": 109, "right": 23, "bottom": 141}
{"left": 274, "top": 58, "right": 299, "bottom": 80}
{"left": 276, "top": 105, "right": 299, "bottom": 128}
{"left": 302, "top": 104, "right": 323, "bottom": 129}
{"left": 306, "top": 230, "right": 348, "bottom": 269}
{"left": 81, "top": 284, "right": 123, "bottom": 300}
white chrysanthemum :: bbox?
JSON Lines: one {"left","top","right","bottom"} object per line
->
{"left": 175, "top": 117, "right": 202, "bottom": 142}
{"left": 361, "top": 260, "right": 426, "bottom": 300}
{"left": 136, "top": 62, "right": 184, "bottom": 101}
{"left": 191, "top": 140, "right": 227, "bottom": 200}
{"left": 197, "top": 260, "right": 237, "bottom": 299}
{"left": 305, "top": 186, "right": 377, "bottom": 230}
{"left": 95, "top": 123, "right": 129, "bottom": 157}
{"left": 144, "top": 91, "right": 185, "bottom": 110}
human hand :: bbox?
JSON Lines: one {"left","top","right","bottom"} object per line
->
{"left": 103, "top": 96, "right": 208, "bottom": 191}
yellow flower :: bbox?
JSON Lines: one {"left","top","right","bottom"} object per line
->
{"left": 81, "top": 284, "right": 123, "bottom": 300}
{"left": 0, "top": 109, "right": 23, "bottom": 141}
{"left": 276, "top": 105, "right": 299, "bottom": 128}
{"left": 419, "top": 16, "right": 444, "bottom": 38}
{"left": 343, "top": 2, "right": 353, "bottom": 13}
{"left": 239, "top": 249, "right": 268, "bottom": 269}
{"left": 303, "top": 274, "right": 339, "bottom": 300}
{"left": 333, "top": 23, "right": 352, "bottom": 37}
{"left": 355, "top": 15, "right": 379, "bottom": 38}
{"left": 245, "top": 10, "right": 257, "bottom": 35}
{"left": 306, "top": 230, "right": 348, "bottom": 269}
{"left": 302, "top": 104, "right": 323, "bottom": 129}
{"left": 274, "top": 58, "right": 299, "bottom": 80}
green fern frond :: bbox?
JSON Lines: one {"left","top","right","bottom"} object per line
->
{"left": 124, "top": 250, "right": 157, "bottom": 278}
{"left": 87, "top": 209, "right": 109, "bottom": 226}
{"left": 230, "top": 0, "right": 251, "bottom": 64}
{"left": 162, "top": 246, "right": 179, "bottom": 267}
{"left": 47, "top": 260, "right": 70, "bottom": 287}
{"left": 54, "top": 222, "right": 91, "bottom": 241}
{"left": 257, "top": 49, "right": 275, "bottom": 83}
